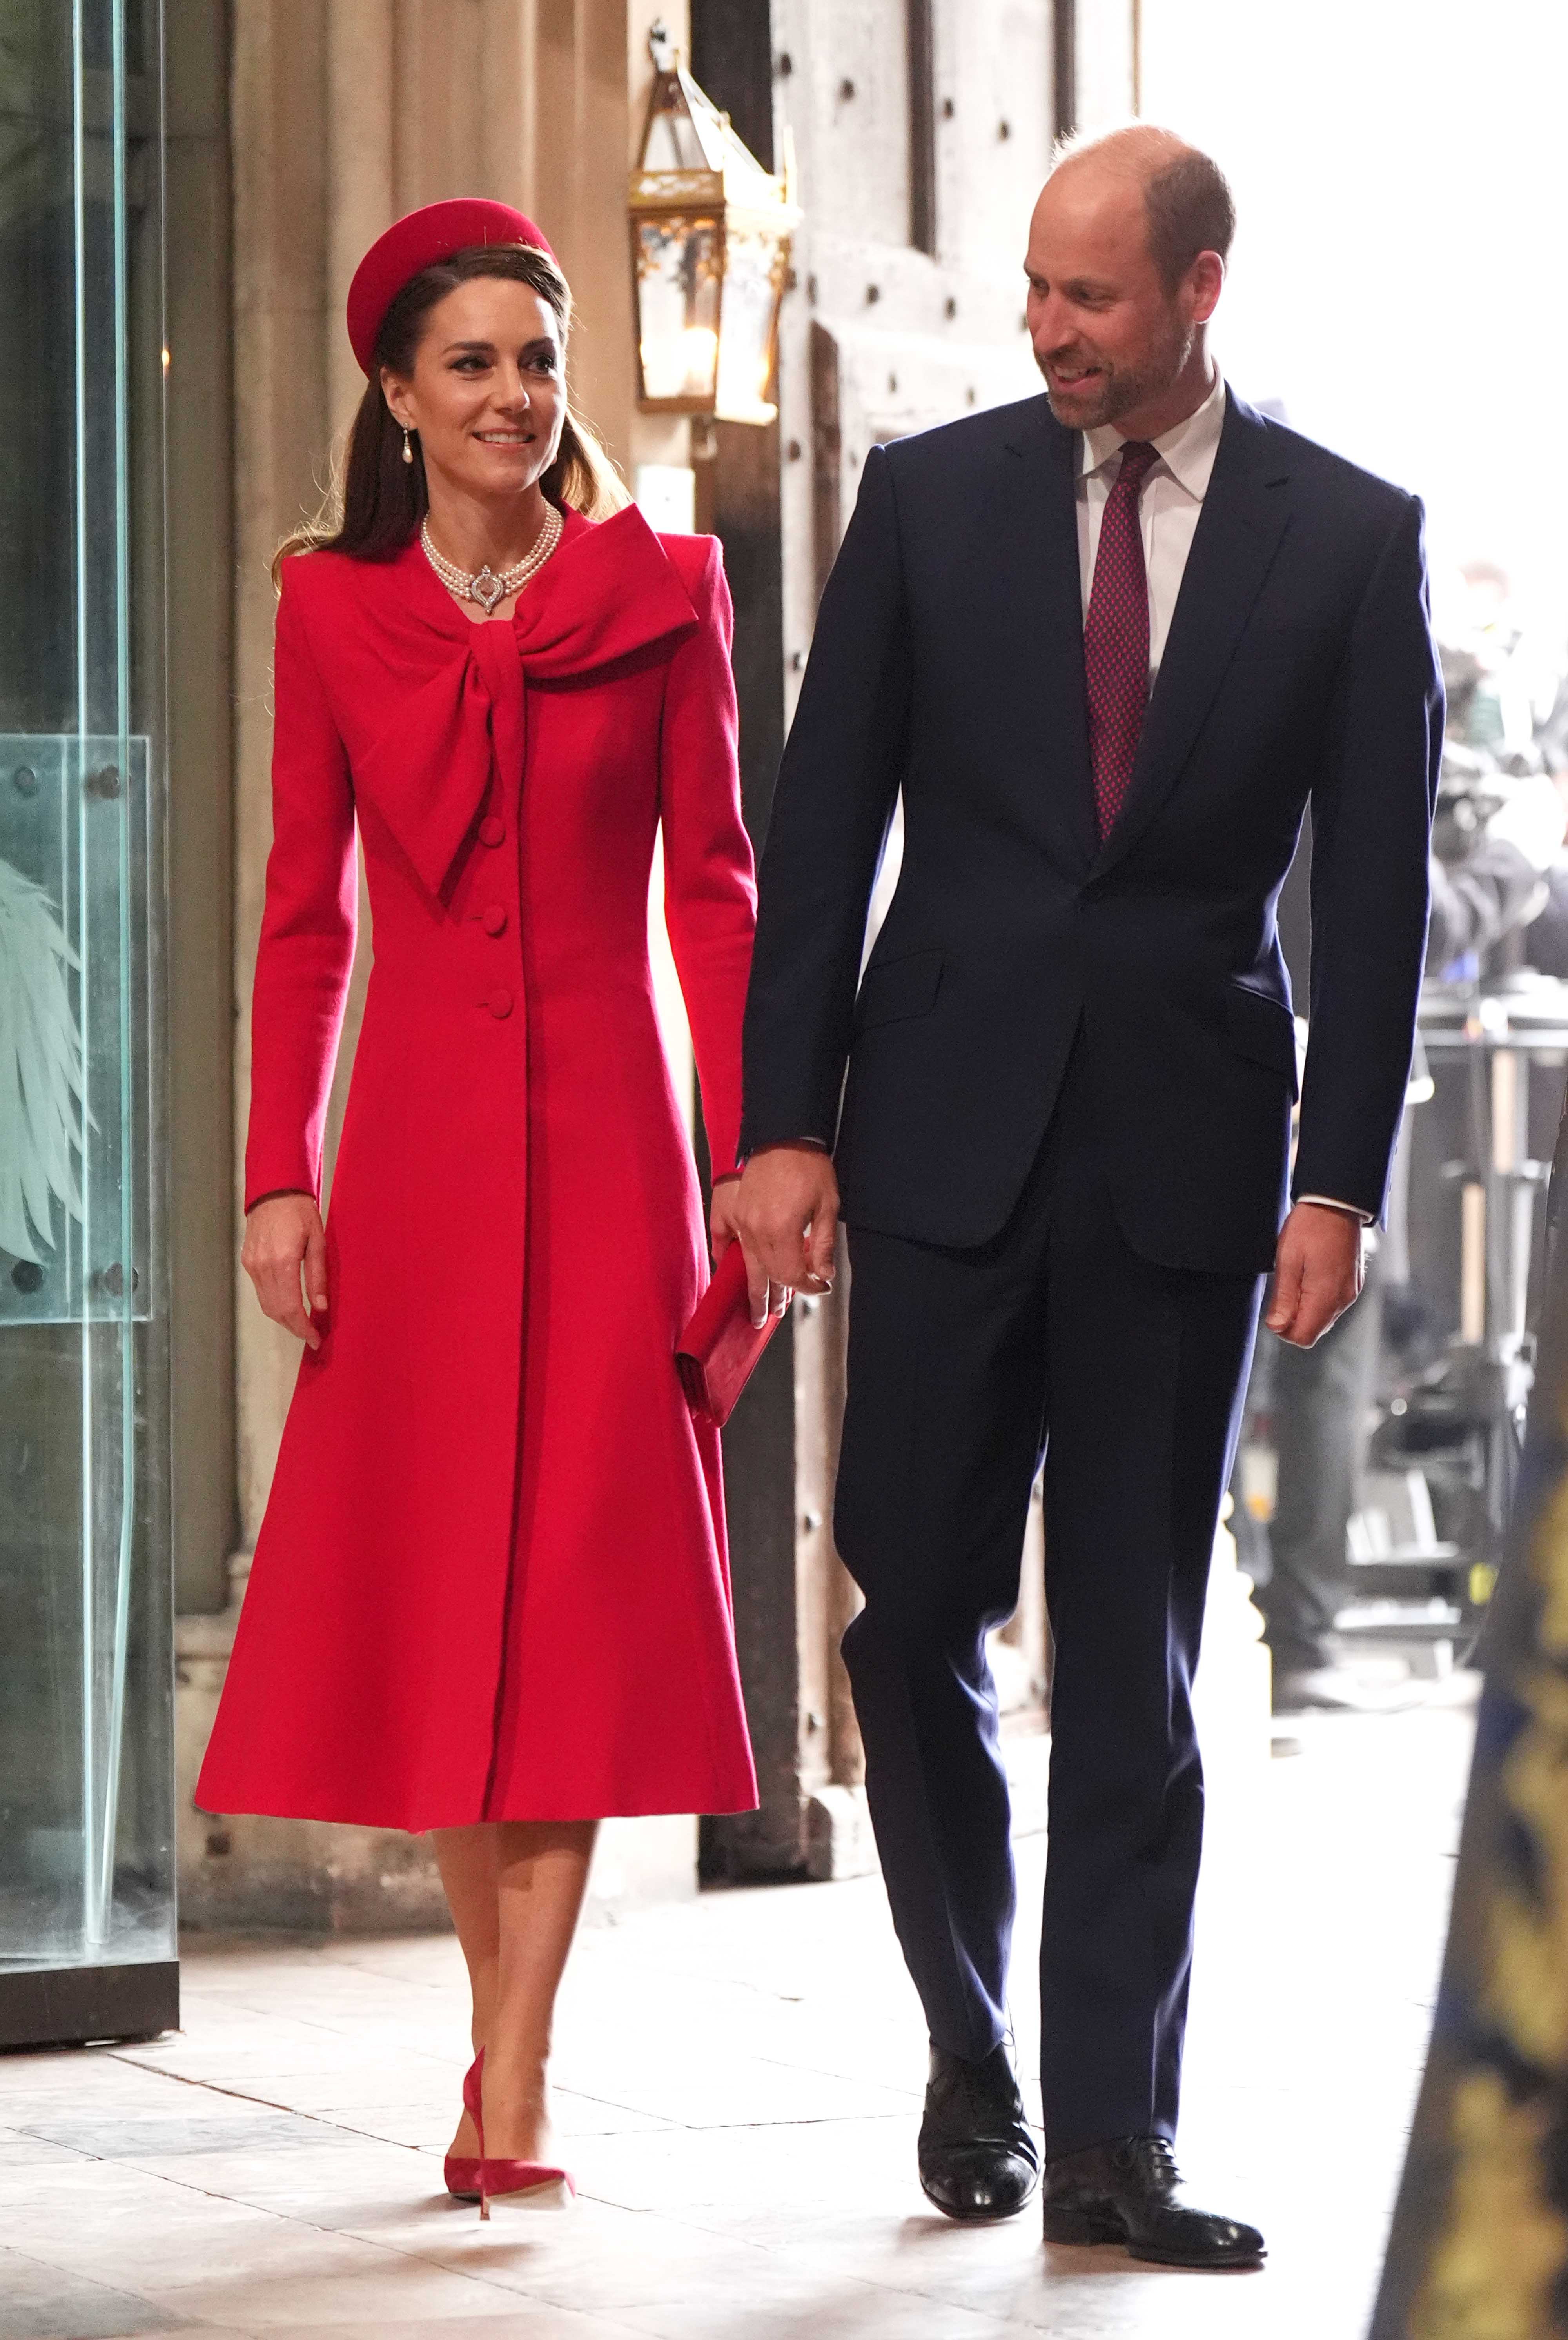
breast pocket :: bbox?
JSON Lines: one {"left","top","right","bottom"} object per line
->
{"left": 1225, "top": 980, "right": 1299, "bottom": 1099}
{"left": 855, "top": 948, "right": 944, "bottom": 1031}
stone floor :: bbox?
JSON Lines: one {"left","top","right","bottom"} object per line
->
{"left": 0, "top": 1698, "right": 1473, "bottom": 2340}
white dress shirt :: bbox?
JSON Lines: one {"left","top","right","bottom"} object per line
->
{"left": 1076, "top": 371, "right": 1365, "bottom": 1228}
{"left": 1076, "top": 367, "right": 1227, "bottom": 685}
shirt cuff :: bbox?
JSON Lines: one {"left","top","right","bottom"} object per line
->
{"left": 1297, "top": 1194, "right": 1372, "bottom": 1224}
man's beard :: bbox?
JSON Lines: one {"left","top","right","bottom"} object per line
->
{"left": 1036, "top": 314, "right": 1194, "bottom": 430}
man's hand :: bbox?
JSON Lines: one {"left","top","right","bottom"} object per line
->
{"left": 242, "top": 1191, "right": 329, "bottom": 1350}
{"left": 731, "top": 1145, "right": 840, "bottom": 1329}
{"left": 710, "top": 1175, "right": 742, "bottom": 1262}
{"left": 1265, "top": 1200, "right": 1363, "bottom": 1348}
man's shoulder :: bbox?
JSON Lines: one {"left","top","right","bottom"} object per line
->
{"left": 878, "top": 393, "right": 1057, "bottom": 480}
{"left": 1233, "top": 397, "right": 1417, "bottom": 521}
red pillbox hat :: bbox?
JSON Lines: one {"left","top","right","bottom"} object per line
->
{"left": 346, "top": 199, "right": 557, "bottom": 376}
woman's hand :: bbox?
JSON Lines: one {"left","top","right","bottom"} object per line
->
{"left": 242, "top": 1192, "right": 330, "bottom": 1350}
{"left": 711, "top": 1170, "right": 795, "bottom": 1326}
{"left": 731, "top": 1146, "right": 834, "bottom": 1329}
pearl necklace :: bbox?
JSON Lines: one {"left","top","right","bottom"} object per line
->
{"left": 421, "top": 504, "right": 564, "bottom": 616}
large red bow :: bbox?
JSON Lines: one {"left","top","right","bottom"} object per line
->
{"left": 351, "top": 507, "right": 701, "bottom": 901}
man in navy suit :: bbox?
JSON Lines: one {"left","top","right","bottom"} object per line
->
{"left": 733, "top": 125, "right": 1440, "bottom": 2267}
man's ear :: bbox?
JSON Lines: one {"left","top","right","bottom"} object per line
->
{"left": 1189, "top": 249, "right": 1225, "bottom": 327}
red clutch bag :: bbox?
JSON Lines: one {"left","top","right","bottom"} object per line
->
{"left": 676, "top": 1239, "right": 782, "bottom": 1428}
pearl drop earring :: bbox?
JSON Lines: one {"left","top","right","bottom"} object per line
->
{"left": 402, "top": 428, "right": 414, "bottom": 466}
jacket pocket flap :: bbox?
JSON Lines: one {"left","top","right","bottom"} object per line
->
{"left": 855, "top": 948, "right": 944, "bottom": 1031}
{"left": 1225, "top": 981, "right": 1299, "bottom": 1094}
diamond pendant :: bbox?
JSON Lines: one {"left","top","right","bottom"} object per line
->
{"left": 471, "top": 566, "right": 507, "bottom": 615}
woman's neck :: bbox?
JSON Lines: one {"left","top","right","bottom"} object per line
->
{"left": 421, "top": 476, "right": 551, "bottom": 577}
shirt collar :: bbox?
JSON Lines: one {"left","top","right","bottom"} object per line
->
{"left": 1081, "top": 369, "right": 1228, "bottom": 500}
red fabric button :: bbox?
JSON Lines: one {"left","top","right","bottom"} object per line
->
{"left": 487, "top": 988, "right": 513, "bottom": 1019}
{"left": 482, "top": 903, "right": 508, "bottom": 937}
{"left": 478, "top": 816, "right": 505, "bottom": 848}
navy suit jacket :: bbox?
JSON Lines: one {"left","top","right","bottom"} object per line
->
{"left": 739, "top": 387, "right": 1443, "bottom": 1274}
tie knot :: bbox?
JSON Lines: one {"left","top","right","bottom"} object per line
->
{"left": 1114, "top": 440, "right": 1159, "bottom": 492}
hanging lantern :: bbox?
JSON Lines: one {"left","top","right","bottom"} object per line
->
{"left": 628, "top": 23, "right": 800, "bottom": 424}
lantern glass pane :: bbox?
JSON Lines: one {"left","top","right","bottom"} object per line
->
{"left": 642, "top": 98, "right": 708, "bottom": 173}
{"left": 714, "top": 223, "right": 781, "bottom": 424}
{"left": 635, "top": 218, "right": 721, "bottom": 405}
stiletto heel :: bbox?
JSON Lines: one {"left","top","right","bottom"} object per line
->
{"left": 443, "top": 2050, "right": 484, "bottom": 2204}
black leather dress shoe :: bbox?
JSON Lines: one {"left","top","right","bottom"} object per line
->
{"left": 917, "top": 2042, "right": 1040, "bottom": 2221}
{"left": 1041, "top": 2137, "right": 1265, "bottom": 2266}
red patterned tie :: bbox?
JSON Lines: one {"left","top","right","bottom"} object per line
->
{"left": 1083, "top": 439, "right": 1160, "bottom": 843}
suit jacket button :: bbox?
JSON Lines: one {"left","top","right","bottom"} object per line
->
{"left": 478, "top": 815, "right": 505, "bottom": 847}
{"left": 483, "top": 903, "right": 508, "bottom": 936}
{"left": 487, "top": 988, "right": 513, "bottom": 1019}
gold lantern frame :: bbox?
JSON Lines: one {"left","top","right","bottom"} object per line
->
{"left": 628, "top": 27, "right": 800, "bottom": 425}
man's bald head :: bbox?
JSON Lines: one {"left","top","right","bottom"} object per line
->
{"left": 1024, "top": 124, "right": 1231, "bottom": 436}
{"left": 1045, "top": 125, "right": 1236, "bottom": 294}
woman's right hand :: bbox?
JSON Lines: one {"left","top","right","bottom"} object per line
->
{"left": 242, "top": 1192, "right": 329, "bottom": 1350}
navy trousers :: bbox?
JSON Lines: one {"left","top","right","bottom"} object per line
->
{"left": 834, "top": 1049, "right": 1263, "bottom": 2156}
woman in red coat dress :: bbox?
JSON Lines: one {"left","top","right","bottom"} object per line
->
{"left": 197, "top": 201, "right": 760, "bottom": 2211}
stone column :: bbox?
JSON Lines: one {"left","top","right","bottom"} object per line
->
{"left": 230, "top": 1, "right": 330, "bottom": 1552}
{"left": 318, "top": 3, "right": 393, "bottom": 1206}
{"left": 327, "top": 2, "right": 395, "bottom": 436}
{"left": 165, "top": 0, "right": 239, "bottom": 1617}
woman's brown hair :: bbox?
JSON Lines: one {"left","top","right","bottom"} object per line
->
{"left": 273, "top": 242, "right": 628, "bottom": 580}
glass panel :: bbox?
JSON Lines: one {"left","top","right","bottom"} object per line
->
{"left": 635, "top": 216, "right": 721, "bottom": 405}
{"left": 0, "top": 738, "right": 154, "bottom": 1330}
{"left": 0, "top": 0, "right": 171, "bottom": 1982}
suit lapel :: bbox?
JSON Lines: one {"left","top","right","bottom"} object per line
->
{"left": 993, "top": 401, "right": 1098, "bottom": 874}
{"left": 1090, "top": 391, "right": 1293, "bottom": 881}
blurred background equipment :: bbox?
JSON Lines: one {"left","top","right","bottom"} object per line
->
{"left": 1241, "top": 558, "right": 1568, "bottom": 1711}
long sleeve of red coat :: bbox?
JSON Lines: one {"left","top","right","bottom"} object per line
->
{"left": 244, "top": 561, "right": 359, "bottom": 1212}
{"left": 659, "top": 538, "right": 757, "bottom": 1178}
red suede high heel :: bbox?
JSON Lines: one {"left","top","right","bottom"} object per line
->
{"left": 443, "top": 2052, "right": 484, "bottom": 2204}
{"left": 470, "top": 2048, "right": 576, "bottom": 2219}
{"left": 478, "top": 2157, "right": 576, "bottom": 2218}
